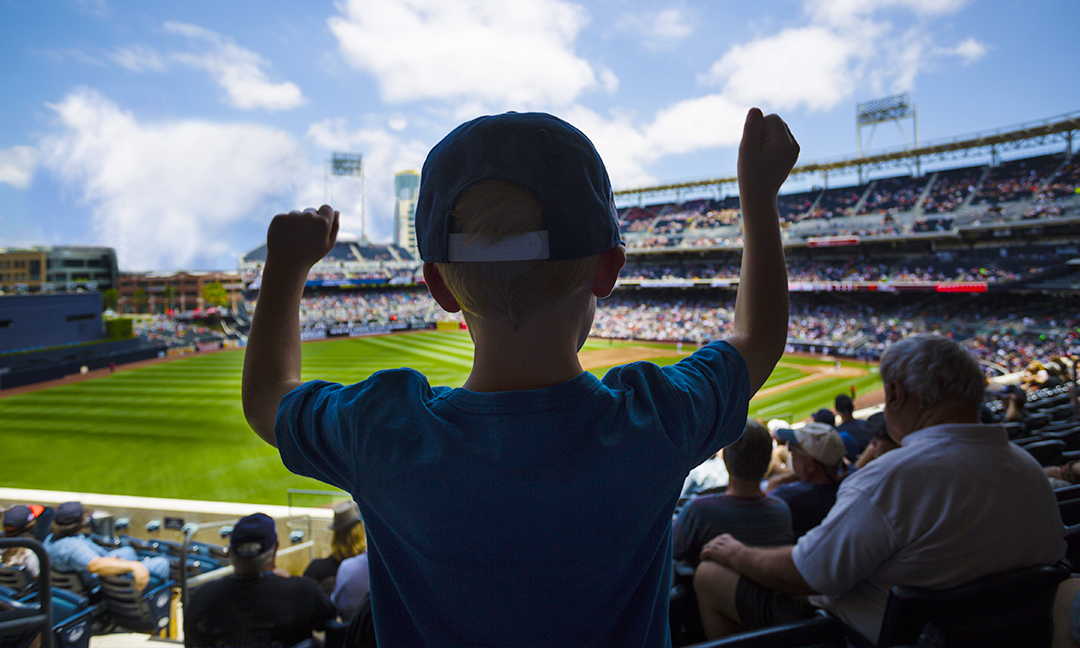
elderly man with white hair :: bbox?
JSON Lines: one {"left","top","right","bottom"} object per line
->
{"left": 693, "top": 333, "right": 1066, "bottom": 643}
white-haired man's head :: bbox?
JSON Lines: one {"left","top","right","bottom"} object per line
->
{"left": 879, "top": 334, "right": 985, "bottom": 438}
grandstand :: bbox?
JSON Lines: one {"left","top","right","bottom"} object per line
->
{"left": 229, "top": 111, "right": 1080, "bottom": 374}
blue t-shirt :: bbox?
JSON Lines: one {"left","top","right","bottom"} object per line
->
{"left": 770, "top": 479, "right": 841, "bottom": 539}
{"left": 672, "top": 493, "right": 793, "bottom": 565}
{"left": 276, "top": 340, "right": 750, "bottom": 647}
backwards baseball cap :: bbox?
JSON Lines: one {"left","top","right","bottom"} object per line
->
{"left": 230, "top": 513, "right": 277, "bottom": 558}
{"left": 4, "top": 505, "right": 44, "bottom": 536}
{"left": 416, "top": 112, "right": 622, "bottom": 263}
{"left": 54, "top": 501, "right": 85, "bottom": 526}
{"left": 776, "top": 422, "right": 845, "bottom": 467}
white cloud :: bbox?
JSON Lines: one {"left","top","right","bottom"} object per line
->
{"left": 806, "top": 0, "right": 971, "bottom": 27}
{"left": 328, "top": 0, "right": 602, "bottom": 108}
{"left": 645, "top": 95, "right": 747, "bottom": 157}
{"left": 164, "top": 21, "right": 305, "bottom": 111}
{"left": 0, "top": 146, "right": 37, "bottom": 189}
{"left": 615, "top": 8, "right": 694, "bottom": 50}
{"left": 950, "top": 37, "right": 987, "bottom": 64}
{"left": 38, "top": 89, "right": 306, "bottom": 270}
{"left": 110, "top": 45, "right": 167, "bottom": 73}
{"left": 701, "top": 25, "right": 868, "bottom": 112}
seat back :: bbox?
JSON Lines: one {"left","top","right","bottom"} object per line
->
{"left": 1020, "top": 439, "right": 1066, "bottom": 467}
{"left": 0, "top": 538, "right": 54, "bottom": 648}
{"left": 0, "top": 565, "right": 33, "bottom": 596}
{"left": 48, "top": 571, "right": 88, "bottom": 597}
{"left": 876, "top": 562, "right": 1069, "bottom": 647}
{"left": 98, "top": 575, "right": 173, "bottom": 634}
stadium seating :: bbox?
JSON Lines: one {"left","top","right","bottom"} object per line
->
{"left": 873, "top": 562, "right": 1069, "bottom": 647}
{"left": 97, "top": 574, "right": 174, "bottom": 635}
{"left": 683, "top": 613, "right": 846, "bottom": 648}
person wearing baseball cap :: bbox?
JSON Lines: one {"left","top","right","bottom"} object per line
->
{"left": 769, "top": 422, "right": 847, "bottom": 539}
{"left": 184, "top": 513, "right": 335, "bottom": 648}
{"left": 42, "top": 501, "right": 171, "bottom": 590}
{"left": 835, "top": 393, "right": 872, "bottom": 458}
{"left": 693, "top": 334, "right": 1065, "bottom": 644}
{"left": 2, "top": 504, "right": 46, "bottom": 578}
{"left": 244, "top": 108, "right": 799, "bottom": 645}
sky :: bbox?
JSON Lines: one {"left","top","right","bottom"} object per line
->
{"left": 0, "top": 0, "right": 1077, "bottom": 272}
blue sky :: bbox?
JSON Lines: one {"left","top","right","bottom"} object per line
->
{"left": 1, "top": 0, "right": 1077, "bottom": 271}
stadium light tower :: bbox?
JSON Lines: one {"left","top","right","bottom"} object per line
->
{"left": 325, "top": 152, "right": 366, "bottom": 241}
{"left": 856, "top": 93, "right": 918, "bottom": 157}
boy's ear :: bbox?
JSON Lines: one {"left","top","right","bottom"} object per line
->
{"left": 592, "top": 245, "right": 626, "bottom": 299}
{"left": 423, "top": 263, "right": 461, "bottom": 313}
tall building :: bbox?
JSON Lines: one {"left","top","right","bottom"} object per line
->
{"left": 394, "top": 170, "right": 420, "bottom": 255}
{"left": 0, "top": 246, "right": 119, "bottom": 293}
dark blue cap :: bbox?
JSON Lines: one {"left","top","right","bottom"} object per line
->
{"left": 54, "top": 501, "right": 85, "bottom": 526}
{"left": 416, "top": 112, "right": 622, "bottom": 263}
{"left": 230, "top": 513, "right": 277, "bottom": 558}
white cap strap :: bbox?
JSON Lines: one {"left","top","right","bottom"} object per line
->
{"left": 446, "top": 231, "right": 550, "bottom": 262}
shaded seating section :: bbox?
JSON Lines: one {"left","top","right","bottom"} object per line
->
{"left": 873, "top": 562, "right": 1069, "bottom": 647}
{"left": 859, "top": 175, "right": 925, "bottom": 215}
{"left": 974, "top": 153, "right": 1064, "bottom": 205}
{"left": 685, "top": 613, "right": 847, "bottom": 648}
{"left": 0, "top": 565, "right": 34, "bottom": 598}
{"left": 0, "top": 537, "right": 95, "bottom": 648}
{"left": 921, "top": 165, "right": 984, "bottom": 214}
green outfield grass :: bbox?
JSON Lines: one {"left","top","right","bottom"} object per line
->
{"left": 0, "top": 330, "right": 880, "bottom": 505}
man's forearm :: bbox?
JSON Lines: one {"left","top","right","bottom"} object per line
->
{"left": 241, "top": 260, "right": 311, "bottom": 445}
{"left": 728, "top": 544, "right": 816, "bottom": 596}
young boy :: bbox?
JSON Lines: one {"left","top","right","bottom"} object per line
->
{"left": 243, "top": 109, "right": 798, "bottom": 646}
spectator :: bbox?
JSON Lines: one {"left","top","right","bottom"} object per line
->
{"left": 853, "top": 412, "right": 899, "bottom": 469}
{"left": 834, "top": 394, "right": 872, "bottom": 457}
{"left": 184, "top": 513, "right": 336, "bottom": 648}
{"left": 811, "top": 409, "right": 835, "bottom": 427}
{"left": 303, "top": 500, "right": 364, "bottom": 594}
{"left": 242, "top": 109, "right": 798, "bottom": 645}
{"left": 2, "top": 505, "right": 45, "bottom": 578}
{"left": 43, "top": 501, "right": 169, "bottom": 591}
{"left": 331, "top": 549, "right": 371, "bottom": 623}
{"left": 813, "top": 406, "right": 858, "bottom": 461}
{"left": 693, "top": 333, "right": 1065, "bottom": 642}
{"left": 680, "top": 449, "right": 729, "bottom": 500}
{"left": 673, "top": 419, "right": 793, "bottom": 566}
{"left": 768, "top": 423, "right": 847, "bottom": 538}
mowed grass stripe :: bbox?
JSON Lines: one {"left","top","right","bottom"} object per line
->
{"left": 0, "top": 331, "right": 872, "bottom": 504}
{"left": 354, "top": 335, "right": 474, "bottom": 369}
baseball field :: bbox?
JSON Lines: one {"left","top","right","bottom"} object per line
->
{"left": 0, "top": 330, "right": 882, "bottom": 505}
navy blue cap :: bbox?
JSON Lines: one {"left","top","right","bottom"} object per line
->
{"left": 416, "top": 112, "right": 622, "bottom": 263}
{"left": 230, "top": 513, "right": 277, "bottom": 558}
{"left": 54, "top": 501, "right": 85, "bottom": 526}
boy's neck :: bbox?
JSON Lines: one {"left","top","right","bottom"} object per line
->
{"left": 461, "top": 300, "right": 592, "bottom": 392}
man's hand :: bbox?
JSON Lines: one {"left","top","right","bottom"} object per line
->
{"left": 131, "top": 561, "right": 151, "bottom": 591}
{"left": 266, "top": 205, "right": 340, "bottom": 271}
{"left": 700, "top": 533, "right": 744, "bottom": 566}
{"left": 738, "top": 108, "right": 799, "bottom": 205}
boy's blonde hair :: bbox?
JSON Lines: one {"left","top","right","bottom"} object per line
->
{"left": 436, "top": 179, "right": 596, "bottom": 327}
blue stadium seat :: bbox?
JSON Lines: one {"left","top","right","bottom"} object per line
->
{"left": 98, "top": 574, "right": 175, "bottom": 635}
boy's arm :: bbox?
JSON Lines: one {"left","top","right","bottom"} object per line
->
{"left": 242, "top": 206, "right": 339, "bottom": 447}
{"left": 726, "top": 108, "right": 799, "bottom": 393}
